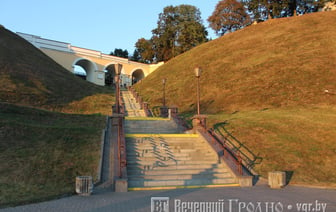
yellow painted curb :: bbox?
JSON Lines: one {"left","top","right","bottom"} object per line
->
{"left": 128, "top": 184, "right": 240, "bottom": 191}
{"left": 125, "top": 117, "right": 170, "bottom": 121}
{"left": 125, "top": 134, "right": 199, "bottom": 138}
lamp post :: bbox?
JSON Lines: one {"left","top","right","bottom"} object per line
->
{"left": 162, "top": 78, "right": 167, "bottom": 107}
{"left": 194, "top": 67, "right": 202, "bottom": 116}
{"left": 115, "top": 63, "right": 122, "bottom": 114}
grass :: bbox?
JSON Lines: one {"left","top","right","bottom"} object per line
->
{"left": 207, "top": 106, "right": 336, "bottom": 186}
{"left": 0, "top": 103, "right": 107, "bottom": 207}
{"left": 135, "top": 11, "right": 336, "bottom": 113}
{"left": 0, "top": 26, "right": 113, "bottom": 109}
{"left": 134, "top": 11, "right": 336, "bottom": 186}
{"left": 0, "top": 27, "right": 115, "bottom": 207}
{"left": 56, "top": 93, "right": 114, "bottom": 115}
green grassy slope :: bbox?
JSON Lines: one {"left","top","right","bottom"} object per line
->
{"left": 0, "top": 27, "right": 113, "bottom": 206}
{"left": 135, "top": 11, "right": 336, "bottom": 186}
{"left": 207, "top": 107, "right": 336, "bottom": 186}
{"left": 0, "top": 26, "right": 112, "bottom": 111}
{"left": 0, "top": 103, "right": 106, "bottom": 207}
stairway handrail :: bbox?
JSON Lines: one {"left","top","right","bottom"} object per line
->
{"left": 211, "top": 122, "right": 263, "bottom": 171}
{"left": 116, "top": 87, "right": 127, "bottom": 179}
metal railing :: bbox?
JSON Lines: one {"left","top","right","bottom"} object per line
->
{"left": 117, "top": 115, "right": 127, "bottom": 178}
{"left": 128, "top": 86, "right": 152, "bottom": 117}
{"left": 193, "top": 121, "right": 244, "bottom": 175}
{"left": 210, "top": 122, "right": 263, "bottom": 172}
{"left": 115, "top": 86, "right": 127, "bottom": 179}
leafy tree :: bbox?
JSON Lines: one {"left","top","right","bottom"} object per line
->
{"left": 151, "top": 4, "right": 208, "bottom": 61}
{"left": 208, "top": 0, "right": 251, "bottom": 36}
{"left": 110, "top": 48, "right": 129, "bottom": 58}
{"left": 242, "top": 0, "right": 290, "bottom": 20}
{"left": 243, "top": 0, "right": 328, "bottom": 21}
{"left": 134, "top": 38, "right": 155, "bottom": 63}
{"left": 130, "top": 49, "right": 141, "bottom": 62}
{"left": 175, "top": 6, "right": 208, "bottom": 53}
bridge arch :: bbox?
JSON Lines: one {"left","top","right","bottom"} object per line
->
{"left": 104, "top": 63, "right": 117, "bottom": 86}
{"left": 72, "top": 58, "right": 98, "bottom": 84}
{"left": 131, "top": 68, "right": 145, "bottom": 85}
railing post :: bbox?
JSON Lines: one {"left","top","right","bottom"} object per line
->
{"left": 192, "top": 114, "right": 207, "bottom": 132}
{"left": 142, "top": 102, "right": 149, "bottom": 116}
{"left": 138, "top": 96, "right": 143, "bottom": 108}
{"left": 160, "top": 106, "right": 168, "bottom": 118}
{"left": 169, "top": 107, "right": 178, "bottom": 118}
{"left": 237, "top": 153, "right": 243, "bottom": 175}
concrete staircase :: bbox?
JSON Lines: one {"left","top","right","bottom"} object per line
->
{"left": 121, "top": 90, "right": 146, "bottom": 117}
{"left": 126, "top": 135, "right": 238, "bottom": 190}
{"left": 121, "top": 89, "right": 239, "bottom": 190}
{"left": 125, "top": 119, "right": 183, "bottom": 134}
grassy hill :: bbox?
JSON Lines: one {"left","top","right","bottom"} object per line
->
{"left": 136, "top": 11, "right": 336, "bottom": 112}
{"left": 0, "top": 103, "right": 106, "bottom": 206}
{"left": 0, "top": 25, "right": 113, "bottom": 113}
{"left": 0, "top": 27, "right": 113, "bottom": 206}
{"left": 135, "top": 11, "right": 336, "bottom": 186}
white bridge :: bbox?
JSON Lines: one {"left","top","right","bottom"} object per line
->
{"left": 17, "top": 32, "right": 163, "bottom": 86}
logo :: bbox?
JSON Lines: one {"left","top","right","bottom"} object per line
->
{"left": 151, "top": 197, "right": 170, "bottom": 212}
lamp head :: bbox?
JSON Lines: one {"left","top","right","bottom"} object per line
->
{"left": 194, "top": 67, "right": 202, "bottom": 77}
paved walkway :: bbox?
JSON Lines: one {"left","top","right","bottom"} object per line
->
{"left": 2, "top": 183, "right": 335, "bottom": 211}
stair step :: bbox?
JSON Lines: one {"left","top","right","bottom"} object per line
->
{"left": 126, "top": 152, "right": 218, "bottom": 159}
{"left": 126, "top": 138, "right": 202, "bottom": 142}
{"left": 126, "top": 140, "right": 208, "bottom": 145}
{"left": 126, "top": 146, "right": 210, "bottom": 151}
{"left": 127, "top": 168, "right": 229, "bottom": 175}
{"left": 126, "top": 146, "right": 214, "bottom": 153}
{"left": 128, "top": 172, "right": 232, "bottom": 180}
{"left": 126, "top": 159, "right": 219, "bottom": 166}
{"left": 126, "top": 155, "right": 218, "bottom": 161}
{"left": 128, "top": 178, "right": 237, "bottom": 187}
{"left": 126, "top": 142, "right": 210, "bottom": 150}
{"left": 127, "top": 163, "right": 227, "bottom": 170}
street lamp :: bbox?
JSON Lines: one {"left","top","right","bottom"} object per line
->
{"left": 114, "top": 63, "right": 122, "bottom": 114}
{"left": 162, "top": 78, "right": 167, "bottom": 107}
{"left": 194, "top": 67, "right": 202, "bottom": 115}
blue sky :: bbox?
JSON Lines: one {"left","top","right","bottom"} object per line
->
{"left": 1, "top": 0, "right": 220, "bottom": 55}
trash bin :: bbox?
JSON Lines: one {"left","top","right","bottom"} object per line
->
{"left": 75, "top": 176, "right": 93, "bottom": 195}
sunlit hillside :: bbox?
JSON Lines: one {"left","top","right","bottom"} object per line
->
{"left": 136, "top": 11, "right": 336, "bottom": 113}
{"left": 135, "top": 11, "right": 336, "bottom": 186}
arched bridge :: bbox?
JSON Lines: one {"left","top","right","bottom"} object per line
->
{"left": 17, "top": 32, "right": 163, "bottom": 86}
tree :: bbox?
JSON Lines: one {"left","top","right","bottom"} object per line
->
{"left": 151, "top": 4, "right": 208, "bottom": 61}
{"left": 134, "top": 38, "right": 155, "bottom": 63}
{"left": 208, "top": 0, "right": 251, "bottom": 36}
{"left": 243, "top": 0, "right": 328, "bottom": 21}
{"left": 110, "top": 48, "right": 129, "bottom": 58}
{"left": 130, "top": 49, "right": 141, "bottom": 62}
{"left": 175, "top": 5, "right": 208, "bottom": 53}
